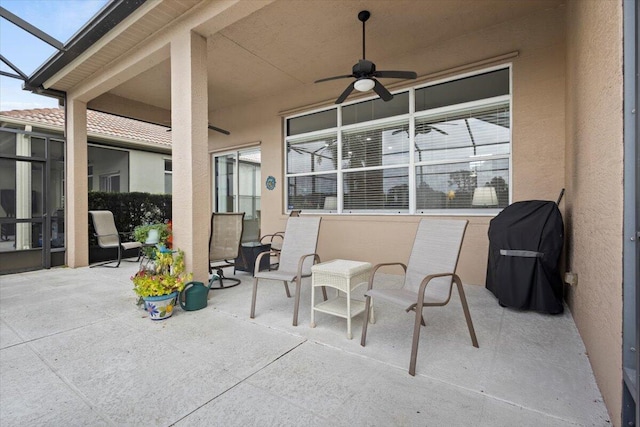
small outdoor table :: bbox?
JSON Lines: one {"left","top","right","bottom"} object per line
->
{"left": 310, "top": 259, "right": 372, "bottom": 339}
{"left": 234, "top": 242, "right": 271, "bottom": 276}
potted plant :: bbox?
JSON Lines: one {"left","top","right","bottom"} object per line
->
{"left": 134, "top": 222, "right": 171, "bottom": 258}
{"left": 131, "top": 247, "right": 192, "bottom": 320}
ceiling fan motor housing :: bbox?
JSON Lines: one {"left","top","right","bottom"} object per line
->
{"left": 353, "top": 60, "right": 375, "bottom": 77}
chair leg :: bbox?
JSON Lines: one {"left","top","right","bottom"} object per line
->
{"left": 409, "top": 307, "right": 425, "bottom": 376}
{"left": 283, "top": 281, "right": 291, "bottom": 298}
{"left": 114, "top": 244, "right": 122, "bottom": 268}
{"left": 292, "top": 276, "right": 301, "bottom": 326}
{"left": 250, "top": 277, "right": 259, "bottom": 319}
{"left": 360, "top": 295, "right": 372, "bottom": 346}
{"left": 455, "top": 278, "right": 479, "bottom": 348}
{"left": 90, "top": 246, "right": 122, "bottom": 268}
{"left": 321, "top": 285, "right": 328, "bottom": 301}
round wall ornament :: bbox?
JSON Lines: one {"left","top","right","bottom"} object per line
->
{"left": 265, "top": 175, "right": 276, "bottom": 190}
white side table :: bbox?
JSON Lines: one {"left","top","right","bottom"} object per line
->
{"left": 311, "top": 259, "right": 373, "bottom": 339}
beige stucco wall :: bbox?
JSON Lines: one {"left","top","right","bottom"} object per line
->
{"left": 209, "top": 6, "right": 567, "bottom": 286}
{"left": 565, "top": 1, "right": 624, "bottom": 425}
{"left": 128, "top": 150, "right": 169, "bottom": 194}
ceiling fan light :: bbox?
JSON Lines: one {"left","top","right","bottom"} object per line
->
{"left": 354, "top": 78, "right": 375, "bottom": 92}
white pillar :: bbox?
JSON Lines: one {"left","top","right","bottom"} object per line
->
{"left": 15, "top": 127, "right": 32, "bottom": 249}
{"left": 66, "top": 99, "right": 89, "bottom": 267}
{"left": 170, "top": 31, "right": 209, "bottom": 282}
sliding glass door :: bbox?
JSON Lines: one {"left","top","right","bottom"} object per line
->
{"left": 212, "top": 147, "right": 261, "bottom": 242}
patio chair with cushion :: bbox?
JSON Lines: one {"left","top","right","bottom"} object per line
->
{"left": 250, "top": 216, "right": 327, "bottom": 326}
{"left": 360, "top": 219, "right": 479, "bottom": 376}
{"left": 208, "top": 212, "right": 245, "bottom": 289}
{"left": 89, "top": 210, "right": 143, "bottom": 268}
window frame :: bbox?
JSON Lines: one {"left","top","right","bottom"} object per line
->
{"left": 284, "top": 65, "right": 512, "bottom": 215}
{"left": 164, "top": 158, "right": 172, "bottom": 194}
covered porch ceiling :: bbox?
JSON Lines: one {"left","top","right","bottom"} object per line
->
{"left": 37, "top": 0, "right": 563, "bottom": 125}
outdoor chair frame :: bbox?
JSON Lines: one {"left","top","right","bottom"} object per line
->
{"left": 250, "top": 216, "right": 327, "bottom": 326}
{"left": 89, "top": 210, "right": 142, "bottom": 268}
{"left": 360, "top": 219, "right": 478, "bottom": 376}
{"left": 208, "top": 212, "right": 245, "bottom": 289}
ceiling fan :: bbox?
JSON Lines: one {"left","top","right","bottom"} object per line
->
{"left": 165, "top": 124, "right": 230, "bottom": 135}
{"left": 315, "top": 10, "right": 417, "bottom": 104}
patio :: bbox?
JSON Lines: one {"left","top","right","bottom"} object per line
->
{"left": 0, "top": 262, "right": 608, "bottom": 426}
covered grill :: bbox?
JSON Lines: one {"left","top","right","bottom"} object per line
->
{"left": 486, "top": 200, "right": 564, "bottom": 314}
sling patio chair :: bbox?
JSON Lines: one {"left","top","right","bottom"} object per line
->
{"left": 250, "top": 216, "right": 327, "bottom": 326}
{"left": 89, "top": 210, "right": 142, "bottom": 268}
{"left": 208, "top": 212, "right": 245, "bottom": 289}
{"left": 259, "top": 209, "right": 301, "bottom": 270}
{"left": 360, "top": 218, "right": 479, "bottom": 376}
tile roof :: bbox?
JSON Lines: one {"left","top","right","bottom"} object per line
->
{"left": 0, "top": 108, "right": 171, "bottom": 148}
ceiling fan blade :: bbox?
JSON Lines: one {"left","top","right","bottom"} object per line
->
{"left": 315, "top": 74, "right": 355, "bottom": 83}
{"left": 373, "top": 79, "right": 393, "bottom": 102}
{"left": 168, "top": 124, "right": 230, "bottom": 135}
{"left": 208, "top": 124, "right": 230, "bottom": 135}
{"left": 374, "top": 70, "right": 417, "bottom": 79}
{"left": 335, "top": 81, "right": 356, "bottom": 104}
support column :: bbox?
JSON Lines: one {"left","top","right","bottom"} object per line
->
{"left": 170, "top": 31, "right": 209, "bottom": 282}
{"left": 15, "top": 127, "right": 32, "bottom": 250}
{"left": 65, "top": 99, "right": 89, "bottom": 267}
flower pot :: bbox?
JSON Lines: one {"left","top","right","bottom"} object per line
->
{"left": 142, "top": 291, "right": 179, "bottom": 320}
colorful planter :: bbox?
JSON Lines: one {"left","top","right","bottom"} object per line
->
{"left": 142, "top": 291, "right": 179, "bottom": 320}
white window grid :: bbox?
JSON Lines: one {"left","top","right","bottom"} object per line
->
{"left": 285, "top": 68, "right": 512, "bottom": 215}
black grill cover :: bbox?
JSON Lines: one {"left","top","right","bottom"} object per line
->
{"left": 486, "top": 200, "right": 564, "bottom": 314}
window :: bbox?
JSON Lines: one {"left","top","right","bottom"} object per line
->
{"left": 285, "top": 67, "right": 511, "bottom": 214}
{"left": 87, "top": 145, "right": 128, "bottom": 193}
{"left": 99, "top": 173, "right": 120, "bottom": 193}
{"left": 88, "top": 165, "right": 93, "bottom": 191}
{"left": 164, "top": 159, "right": 172, "bottom": 194}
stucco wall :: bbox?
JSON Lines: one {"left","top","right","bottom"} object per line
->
{"left": 129, "top": 150, "right": 169, "bottom": 194}
{"left": 209, "top": 6, "right": 567, "bottom": 286}
{"left": 565, "top": 1, "right": 624, "bottom": 425}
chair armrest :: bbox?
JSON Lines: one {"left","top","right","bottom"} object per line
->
{"left": 253, "top": 249, "right": 279, "bottom": 275}
{"left": 366, "top": 262, "right": 407, "bottom": 291}
{"left": 260, "top": 232, "right": 284, "bottom": 243}
{"left": 412, "top": 272, "right": 460, "bottom": 310}
{"left": 296, "top": 252, "right": 321, "bottom": 277}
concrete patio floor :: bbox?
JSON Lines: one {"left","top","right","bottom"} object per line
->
{"left": 0, "top": 261, "right": 609, "bottom": 426}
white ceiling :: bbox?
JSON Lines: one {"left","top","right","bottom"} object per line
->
{"left": 105, "top": 0, "right": 562, "bottom": 113}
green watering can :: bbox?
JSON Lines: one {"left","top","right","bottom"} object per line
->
{"left": 179, "top": 280, "right": 214, "bottom": 311}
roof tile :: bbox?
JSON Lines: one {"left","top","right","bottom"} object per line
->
{"left": 0, "top": 108, "right": 171, "bottom": 148}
